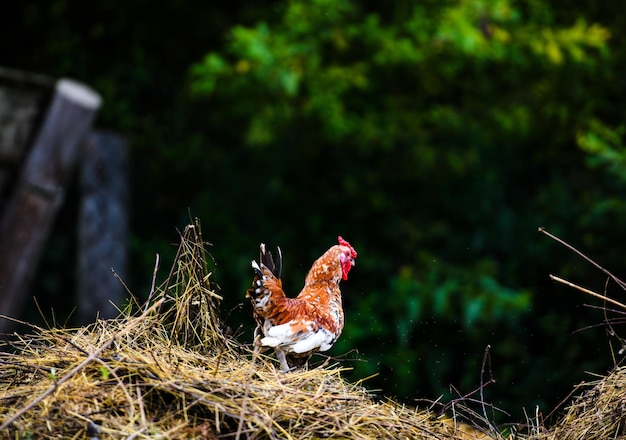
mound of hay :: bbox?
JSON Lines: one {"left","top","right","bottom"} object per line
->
{"left": 526, "top": 366, "right": 626, "bottom": 440}
{"left": 0, "top": 222, "right": 492, "bottom": 439}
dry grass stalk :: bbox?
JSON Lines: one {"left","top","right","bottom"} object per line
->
{"left": 0, "top": 221, "right": 496, "bottom": 439}
{"left": 526, "top": 367, "right": 626, "bottom": 440}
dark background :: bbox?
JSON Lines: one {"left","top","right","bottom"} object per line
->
{"left": 3, "top": 0, "right": 626, "bottom": 425}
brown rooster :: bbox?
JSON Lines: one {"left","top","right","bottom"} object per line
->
{"left": 246, "top": 236, "right": 357, "bottom": 372}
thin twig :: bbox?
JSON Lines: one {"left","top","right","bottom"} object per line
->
{"left": 145, "top": 253, "right": 160, "bottom": 311}
{"left": 549, "top": 275, "right": 626, "bottom": 311}
{"left": 538, "top": 227, "right": 626, "bottom": 290}
{"left": 32, "top": 297, "right": 51, "bottom": 330}
{"left": 57, "top": 335, "right": 90, "bottom": 356}
{"left": 0, "top": 314, "right": 46, "bottom": 332}
{"left": 112, "top": 268, "right": 133, "bottom": 296}
{"left": 480, "top": 344, "right": 496, "bottom": 432}
{"left": 439, "top": 368, "right": 498, "bottom": 416}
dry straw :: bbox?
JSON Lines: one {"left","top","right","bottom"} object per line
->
{"left": 0, "top": 221, "right": 494, "bottom": 439}
{"left": 528, "top": 367, "right": 626, "bottom": 440}
{"left": 7, "top": 225, "right": 623, "bottom": 438}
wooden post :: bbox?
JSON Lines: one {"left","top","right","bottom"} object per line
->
{"left": 0, "top": 68, "right": 53, "bottom": 197}
{"left": 0, "top": 79, "right": 101, "bottom": 333}
{"left": 77, "top": 131, "right": 128, "bottom": 324}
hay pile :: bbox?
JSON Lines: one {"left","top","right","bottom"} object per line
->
{"left": 526, "top": 366, "right": 626, "bottom": 440}
{"left": 0, "top": 222, "right": 493, "bottom": 439}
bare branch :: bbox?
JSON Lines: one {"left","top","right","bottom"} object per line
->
{"left": 538, "top": 227, "right": 626, "bottom": 290}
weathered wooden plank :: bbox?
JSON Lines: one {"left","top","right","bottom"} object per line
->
{"left": 78, "top": 131, "right": 128, "bottom": 324}
{"left": 0, "top": 66, "right": 54, "bottom": 198}
{"left": 0, "top": 79, "right": 102, "bottom": 333}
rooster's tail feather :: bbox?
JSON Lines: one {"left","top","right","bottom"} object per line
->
{"left": 259, "top": 243, "right": 282, "bottom": 279}
{"left": 247, "top": 244, "right": 284, "bottom": 315}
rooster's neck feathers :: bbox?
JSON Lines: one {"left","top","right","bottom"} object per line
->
{"left": 304, "top": 246, "right": 345, "bottom": 287}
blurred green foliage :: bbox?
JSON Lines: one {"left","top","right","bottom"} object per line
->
{"left": 187, "top": 0, "right": 623, "bottom": 416}
{"left": 4, "top": 0, "right": 626, "bottom": 425}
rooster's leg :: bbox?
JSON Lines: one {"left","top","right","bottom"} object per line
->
{"left": 275, "top": 348, "right": 292, "bottom": 373}
{"left": 251, "top": 332, "right": 262, "bottom": 366}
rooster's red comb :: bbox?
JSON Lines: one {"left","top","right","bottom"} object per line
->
{"left": 338, "top": 236, "right": 357, "bottom": 258}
